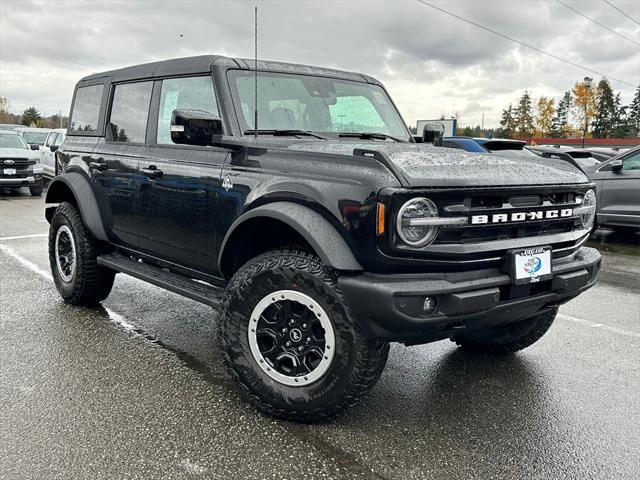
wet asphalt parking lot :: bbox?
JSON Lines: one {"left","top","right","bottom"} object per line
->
{"left": 1, "top": 187, "right": 639, "bottom": 480}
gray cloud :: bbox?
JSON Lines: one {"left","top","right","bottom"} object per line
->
{"left": 1, "top": 0, "right": 638, "bottom": 128}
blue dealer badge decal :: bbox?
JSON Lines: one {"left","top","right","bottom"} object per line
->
{"left": 524, "top": 256, "right": 542, "bottom": 275}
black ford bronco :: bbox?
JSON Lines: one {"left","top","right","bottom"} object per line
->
{"left": 45, "top": 55, "right": 600, "bottom": 421}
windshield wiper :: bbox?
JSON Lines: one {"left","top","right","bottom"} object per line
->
{"left": 338, "top": 132, "right": 403, "bottom": 142}
{"left": 244, "top": 129, "right": 329, "bottom": 140}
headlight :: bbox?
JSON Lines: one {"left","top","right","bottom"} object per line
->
{"left": 396, "top": 197, "right": 439, "bottom": 247}
{"left": 578, "top": 189, "right": 597, "bottom": 230}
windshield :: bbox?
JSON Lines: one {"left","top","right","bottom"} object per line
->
{"left": 0, "top": 133, "right": 28, "bottom": 149}
{"left": 229, "top": 71, "right": 410, "bottom": 141}
{"left": 21, "top": 131, "right": 49, "bottom": 144}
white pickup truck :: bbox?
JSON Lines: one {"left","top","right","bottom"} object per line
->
{"left": 40, "top": 128, "right": 66, "bottom": 178}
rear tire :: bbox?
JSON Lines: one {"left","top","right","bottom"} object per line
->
{"left": 219, "top": 248, "right": 389, "bottom": 422}
{"left": 29, "top": 180, "right": 43, "bottom": 196}
{"left": 48, "top": 202, "right": 115, "bottom": 306}
{"left": 454, "top": 307, "right": 558, "bottom": 355}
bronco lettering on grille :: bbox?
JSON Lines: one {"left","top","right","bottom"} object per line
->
{"left": 470, "top": 208, "right": 573, "bottom": 225}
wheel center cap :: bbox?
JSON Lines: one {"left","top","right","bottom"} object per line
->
{"left": 289, "top": 328, "right": 302, "bottom": 342}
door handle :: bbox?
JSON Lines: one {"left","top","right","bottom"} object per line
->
{"left": 141, "top": 165, "right": 163, "bottom": 179}
{"left": 89, "top": 161, "right": 108, "bottom": 171}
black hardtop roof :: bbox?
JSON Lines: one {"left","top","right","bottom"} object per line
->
{"left": 79, "top": 55, "right": 375, "bottom": 84}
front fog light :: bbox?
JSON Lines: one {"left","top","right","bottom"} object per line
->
{"left": 396, "top": 197, "right": 439, "bottom": 247}
{"left": 423, "top": 296, "right": 437, "bottom": 315}
{"left": 579, "top": 189, "right": 596, "bottom": 230}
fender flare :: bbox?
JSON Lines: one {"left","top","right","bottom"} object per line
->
{"left": 45, "top": 172, "right": 109, "bottom": 241}
{"left": 218, "top": 202, "right": 364, "bottom": 273}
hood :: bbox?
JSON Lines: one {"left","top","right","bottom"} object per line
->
{"left": 285, "top": 141, "right": 591, "bottom": 187}
{"left": 0, "top": 148, "right": 37, "bottom": 160}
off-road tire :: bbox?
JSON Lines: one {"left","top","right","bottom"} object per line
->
{"left": 453, "top": 307, "right": 558, "bottom": 355}
{"left": 48, "top": 202, "right": 115, "bottom": 306}
{"left": 219, "top": 248, "right": 389, "bottom": 422}
{"left": 29, "top": 180, "right": 43, "bottom": 196}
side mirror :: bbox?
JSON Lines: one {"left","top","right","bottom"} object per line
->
{"left": 50, "top": 145, "right": 59, "bottom": 152}
{"left": 30, "top": 144, "right": 40, "bottom": 150}
{"left": 170, "top": 109, "right": 223, "bottom": 146}
{"left": 609, "top": 159, "right": 623, "bottom": 171}
{"left": 422, "top": 123, "right": 444, "bottom": 147}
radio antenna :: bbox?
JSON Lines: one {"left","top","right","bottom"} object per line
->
{"left": 254, "top": 5, "right": 258, "bottom": 139}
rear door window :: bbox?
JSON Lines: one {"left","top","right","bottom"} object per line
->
{"left": 70, "top": 84, "right": 103, "bottom": 132}
{"left": 156, "top": 76, "right": 218, "bottom": 144}
{"left": 108, "top": 82, "right": 153, "bottom": 143}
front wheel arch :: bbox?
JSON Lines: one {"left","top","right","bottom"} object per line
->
{"left": 218, "top": 202, "right": 363, "bottom": 279}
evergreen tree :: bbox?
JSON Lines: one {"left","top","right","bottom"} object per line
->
{"left": 21, "top": 106, "right": 41, "bottom": 126}
{"left": 610, "top": 93, "right": 631, "bottom": 137}
{"left": 628, "top": 86, "right": 640, "bottom": 136}
{"left": 592, "top": 78, "right": 616, "bottom": 138}
{"left": 514, "top": 91, "right": 534, "bottom": 137}
{"left": 499, "top": 104, "right": 516, "bottom": 138}
{"left": 550, "top": 91, "right": 572, "bottom": 138}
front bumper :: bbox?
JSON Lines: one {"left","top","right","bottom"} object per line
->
{"left": 0, "top": 175, "right": 41, "bottom": 187}
{"left": 338, "top": 246, "right": 601, "bottom": 344}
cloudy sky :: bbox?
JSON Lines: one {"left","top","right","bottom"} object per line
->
{"left": 1, "top": 0, "right": 638, "bottom": 128}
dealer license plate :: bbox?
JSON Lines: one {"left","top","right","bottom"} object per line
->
{"left": 3, "top": 168, "right": 16, "bottom": 175}
{"left": 511, "top": 246, "right": 552, "bottom": 285}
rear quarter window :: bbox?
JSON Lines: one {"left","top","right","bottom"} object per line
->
{"left": 70, "top": 84, "right": 104, "bottom": 132}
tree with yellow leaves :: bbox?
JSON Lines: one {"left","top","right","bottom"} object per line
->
{"left": 535, "top": 96, "right": 555, "bottom": 137}
{"left": 572, "top": 78, "right": 597, "bottom": 147}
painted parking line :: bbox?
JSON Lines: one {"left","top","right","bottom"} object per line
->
{"left": 0, "top": 243, "right": 143, "bottom": 338}
{"left": 2, "top": 243, "right": 639, "bottom": 341}
{"left": 557, "top": 313, "right": 640, "bottom": 339}
{"left": 0, "top": 233, "right": 49, "bottom": 241}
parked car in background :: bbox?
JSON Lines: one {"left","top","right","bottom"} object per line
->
{"left": 442, "top": 137, "right": 489, "bottom": 152}
{"left": 582, "top": 146, "right": 640, "bottom": 231}
{"left": 442, "top": 137, "right": 528, "bottom": 153}
{"left": 0, "top": 130, "right": 44, "bottom": 196}
{"left": 531, "top": 145, "right": 614, "bottom": 163}
{"left": 15, "top": 127, "right": 51, "bottom": 149}
{"left": 472, "top": 138, "right": 527, "bottom": 152}
{"left": 439, "top": 137, "right": 591, "bottom": 168}
{"left": 40, "top": 128, "right": 66, "bottom": 178}
{"left": 528, "top": 145, "right": 599, "bottom": 169}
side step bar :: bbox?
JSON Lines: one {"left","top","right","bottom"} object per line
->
{"left": 97, "top": 253, "right": 223, "bottom": 308}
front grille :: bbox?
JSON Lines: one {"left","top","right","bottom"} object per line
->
{"left": 1, "top": 159, "right": 33, "bottom": 179}
{"left": 385, "top": 186, "right": 592, "bottom": 266}
{"left": 436, "top": 191, "right": 583, "bottom": 246}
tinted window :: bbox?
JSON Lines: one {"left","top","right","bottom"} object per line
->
{"left": 622, "top": 152, "right": 640, "bottom": 171}
{"left": 109, "top": 82, "right": 153, "bottom": 143}
{"left": 70, "top": 84, "right": 103, "bottom": 132}
{"left": 156, "top": 76, "right": 218, "bottom": 144}
{"left": 54, "top": 133, "right": 64, "bottom": 146}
